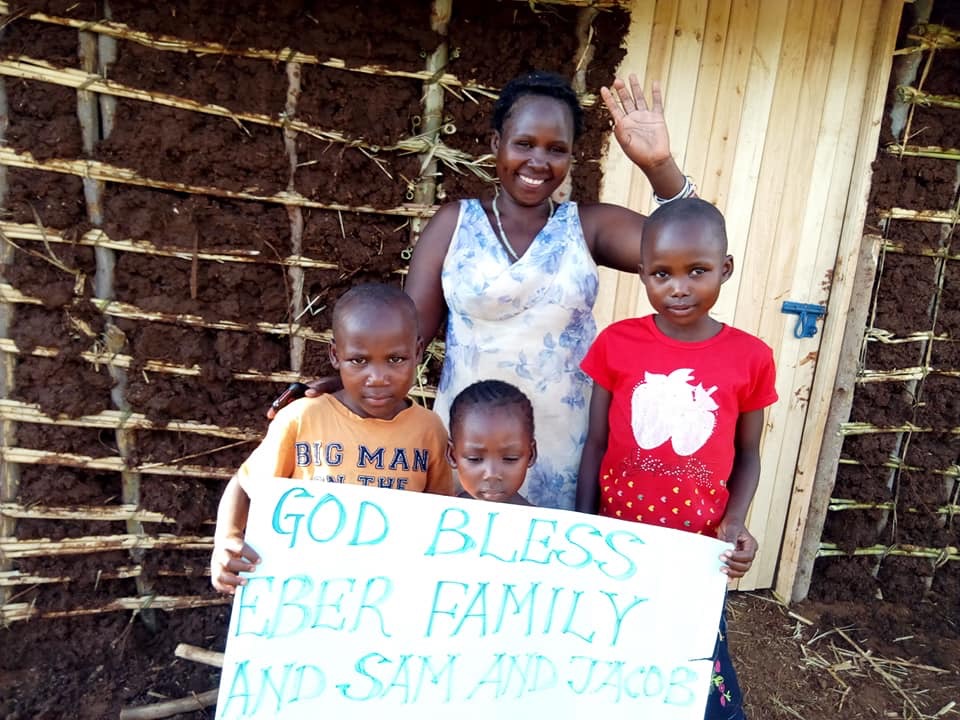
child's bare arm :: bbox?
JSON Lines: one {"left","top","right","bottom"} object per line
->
{"left": 211, "top": 475, "right": 261, "bottom": 594}
{"left": 717, "top": 409, "right": 765, "bottom": 577}
{"left": 576, "top": 385, "right": 612, "bottom": 514}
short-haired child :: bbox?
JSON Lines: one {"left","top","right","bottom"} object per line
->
{"left": 447, "top": 380, "right": 537, "bottom": 506}
{"left": 576, "top": 198, "right": 778, "bottom": 720}
{"left": 212, "top": 283, "right": 454, "bottom": 593}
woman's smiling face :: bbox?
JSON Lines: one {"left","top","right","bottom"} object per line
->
{"left": 491, "top": 95, "right": 575, "bottom": 206}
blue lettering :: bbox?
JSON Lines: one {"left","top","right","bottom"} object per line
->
{"left": 542, "top": 586, "right": 564, "bottom": 634}
{"left": 424, "top": 507, "right": 476, "bottom": 556}
{"left": 359, "top": 475, "right": 375, "bottom": 486}
{"left": 520, "top": 518, "right": 557, "bottom": 564}
{"left": 270, "top": 575, "right": 313, "bottom": 638}
{"left": 326, "top": 442, "right": 343, "bottom": 466}
{"left": 220, "top": 660, "right": 253, "bottom": 716}
{"left": 664, "top": 665, "right": 697, "bottom": 706}
{"left": 397, "top": 477, "right": 408, "bottom": 490}
{"left": 353, "top": 576, "right": 393, "bottom": 637}
{"left": 311, "top": 577, "right": 355, "bottom": 631}
{"left": 561, "top": 591, "right": 595, "bottom": 644}
{"left": 493, "top": 583, "right": 538, "bottom": 636}
{"left": 389, "top": 448, "right": 409, "bottom": 471}
{"left": 479, "top": 511, "right": 518, "bottom": 562}
{"left": 295, "top": 442, "right": 310, "bottom": 466}
{"left": 349, "top": 500, "right": 389, "bottom": 546}
{"left": 415, "top": 654, "right": 457, "bottom": 703}
{"left": 602, "top": 591, "right": 648, "bottom": 647}
{"left": 413, "top": 448, "right": 428, "bottom": 472}
{"left": 290, "top": 665, "right": 325, "bottom": 703}
{"left": 337, "top": 653, "right": 386, "bottom": 700}
{"left": 425, "top": 580, "right": 469, "bottom": 637}
{"left": 383, "top": 654, "right": 414, "bottom": 703}
{"left": 643, "top": 665, "right": 665, "bottom": 697}
{"left": 378, "top": 477, "right": 395, "bottom": 489}
{"left": 272, "top": 486, "right": 313, "bottom": 548}
{"left": 307, "top": 493, "right": 346, "bottom": 543}
{"left": 567, "top": 655, "right": 598, "bottom": 694}
{"left": 595, "top": 660, "right": 625, "bottom": 701}
{"left": 467, "top": 653, "right": 508, "bottom": 700}
{"left": 530, "top": 654, "right": 558, "bottom": 692}
{"left": 358, "top": 445, "right": 385, "bottom": 469}
{"left": 598, "top": 529, "right": 644, "bottom": 581}
{"left": 453, "top": 582, "right": 489, "bottom": 636}
{"left": 553, "top": 522, "right": 599, "bottom": 569}
{"left": 235, "top": 575, "right": 274, "bottom": 637}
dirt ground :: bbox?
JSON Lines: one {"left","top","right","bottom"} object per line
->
{"left": 2, "top": 590, "right": 958, "bottom": 719}
{"left": 1, "top": 2, "right": 959, "bottom": 719}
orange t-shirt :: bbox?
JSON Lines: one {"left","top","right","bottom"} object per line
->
{"left": 236, "top": 394, "right": 453, "bottom": 496}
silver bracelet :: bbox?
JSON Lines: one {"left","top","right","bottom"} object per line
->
{"left": 653, "top": 175, "right": 697, "bottom": 205}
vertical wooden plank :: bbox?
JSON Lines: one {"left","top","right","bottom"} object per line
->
{"left": 622, "top": 0, "right": 709, "bottom": 316}
{"left": 595, "top": 0, "right": 658, "bottom": 330}
{"left": 612, "top": 0, "right": 682, "bottom": 322}
{"left": 698, "top": 0, "right": 761, "bottom": 210}
{"left": 779, "top": 0, "right": 905, "bottom": 602}
{"left": 0, "top": 57, "right": 16, "bottom": 609}
{"left": 682, "top": 0, "right": 733, "bottom": 186}
{"left": 740, "top": 0, "right": 866, "bottom": 590}
{"left": 711, "top": 1, "right": 789, "bottom": 327}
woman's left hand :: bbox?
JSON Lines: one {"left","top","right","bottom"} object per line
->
{"left": 601, "top": 75, "right": 673, "bottom": 171}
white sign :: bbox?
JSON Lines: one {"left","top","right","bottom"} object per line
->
{"left": 215, "top": 479, "right": 729, "bottom": 720}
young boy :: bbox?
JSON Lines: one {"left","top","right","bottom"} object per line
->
{"left": 576, "top": 198, "right": 777, "bottom": 719}
{"left": 211, "top": 283, "right": 453, "bottom": 594}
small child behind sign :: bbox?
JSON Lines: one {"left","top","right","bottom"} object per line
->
{"left": 446, "top": 379, "right": 538, "bottom": 506}
{"left": 211, "top": 283, "right": 454, "bottom": 594}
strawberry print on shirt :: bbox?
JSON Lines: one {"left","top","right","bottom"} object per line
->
{"left": 581, "top": 315, "right": 777, "bottom": 534}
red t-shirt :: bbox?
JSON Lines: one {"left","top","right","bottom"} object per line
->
{"left": 580, "top": 315, "right": 778, "bottom": 534}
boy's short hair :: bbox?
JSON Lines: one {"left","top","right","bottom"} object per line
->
{"left": 644, "top": 197, "right": 728, "bottom": 254}
{"left": 332, "top": 283, "right": 419, "bottom": 337}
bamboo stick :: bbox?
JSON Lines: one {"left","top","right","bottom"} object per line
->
{"left": 0, "top": 565, "right": 211, "bottom": 587}
{"left": 0, "top": 594, "right": 228, "bottom": 623}
{"left": 0, "top": 502, "right": 173, "bottom": 522}
{"left": 0, "top": 61, "right": 19, "bottom": 611}
{"left": 0, "top": 146, "right": 436, "bottom": 219}
{"left": 0, "top": 56, "right": 500, "bottom": 180}
{"left": 0, "top": 565, "right": 143, "bottom": 585}
{"left": 879, "top": 208, "right": 960, "bottom": 224}
{"left": 0, "top": 3, "right": 604, "bottom": 105}
{"left": 817, "top": 542, "right": 958, "bottom": 560}
{"left": 896, "top": 85, "right": 960, "bottom": 110}
{"left": 119, "top": 689, "right": 219, "bottom": 720}
{"left": 884, "top": 144, "right": 960, "bottom": 161}
{"left": 174, "top": 643, "right": 224, "bottom": 668}
{"left": 0, "top": 533, "right": 213, "bottom": 558}
{"left": 409, "top": 0, "right": 451, "bottom": 246}
{"left": 837, "top": 456, "right": 960, "bottom": 477}
{"left": 840, "top": 421, "right": 960, "bottom": 435}
{"left": 0, "top": 447, "right": 234, "bottom": 480}
{"left": 827, "top": 499, "right": 960, "bottom": 514}
{"left": 0, "top": 222, "right": 341, "bottom": 270}
{"left": 0, "top": 345, "right": 438, "bottom": 400}
{"left": 896, "top": 23, "right": 960, "bottom": 53}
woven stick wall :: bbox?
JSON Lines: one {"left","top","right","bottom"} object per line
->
{"left": 809, "top": 17, "right": 960, "bottom": 604}
{"left": 0, "top": 0, "right": 631, "bottom": 624}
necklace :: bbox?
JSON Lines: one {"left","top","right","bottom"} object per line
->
{"left": 492, "top": 191, "right": 555, "bottom": 262}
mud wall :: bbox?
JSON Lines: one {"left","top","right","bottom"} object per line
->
{"left": 810, "top": 3, "right": 960, "bottom": 606}
{"left": 0, "top": 2, "right": 630, "bottom": 714}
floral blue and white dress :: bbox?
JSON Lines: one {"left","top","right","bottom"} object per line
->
{"left": 433, "top": 199, "right": 599, "bottom": 510}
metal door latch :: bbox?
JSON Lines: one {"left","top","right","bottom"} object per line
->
{"left": 781, "top": 301, "right": 826, "bottom": 339}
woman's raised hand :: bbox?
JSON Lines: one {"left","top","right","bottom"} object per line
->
{"left": 601, "top": 75, "right": 673, "bottom": 171}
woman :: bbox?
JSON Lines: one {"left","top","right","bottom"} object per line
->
{"left": 404, "top": 71, "right": 690, "bottom": 510}
{"left": 278, "top": 72, "right": 692, "bottom": 510}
